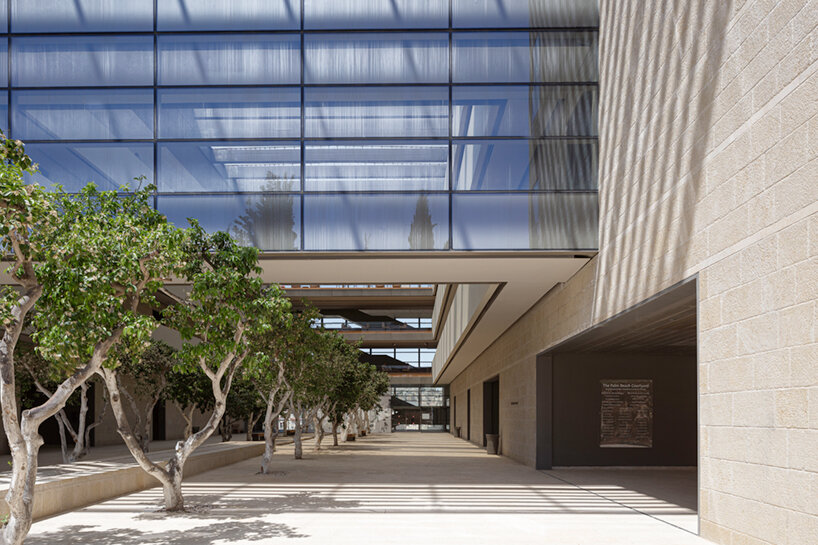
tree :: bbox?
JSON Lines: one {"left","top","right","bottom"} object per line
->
{"left": 280, "top": 314, "right": 328, "bottom": 461}
{"left": 16, "top": 344, "right": 108, "bottom": 463}
{"left": 311, "top": 333, "right": 357, "bottom": 451}
{"left": 112, "top": 340, "right": 177, "bottom": 452}
{"left": 100, "top": 224, "right": 290, "bottom": 511}
{"left": 164, "top": 364, "right": 214, "bottom": 441}
{"left": 220, "top": 370, "right": 265, "bottom": 442}
{"left": 1, "top": 133, "right": 183, "bottom": 545}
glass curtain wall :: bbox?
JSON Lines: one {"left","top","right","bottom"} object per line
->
{"left": 391, "top": 386, "right": 449, "bottom": 432}
{"left": 6, "top": 0, "right": 599, "bottom": 252}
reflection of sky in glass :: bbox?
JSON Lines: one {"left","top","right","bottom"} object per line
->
{"left": 159, "top": 88, "right": 300, "bottom": 139}
{"left": 453, "top": 0, "right": 599, "bottom": 28}
{"left": 306, "top": 142, "right": 448, "bottom": 191}
{"left": 12, "top": 36, "right": 153, "bottom": 87}
{"left": 453, "top": 193, "right": 598, "bottom": 250}
{"left": 306, "top": 87, "right": 448, "bottom": 138}
{"left": 25, "top": 143, "right": 153, "bottom": 193}
{"left": 158, "top": 0, "right": 300, "bottom": 31}
{"left": 453, "top": 86, "right": 597, "bottom": 137}
{"left": 159, "top": 34, "right": 300, "bottom": 85}
{"left": 454, "top": 32, "right": 598, "bottom": 83}
{"left": 6, "top": 2, "right": 599, "bottom": 253}
{"left": 305, "top": 33, "right": 448, "bottom": 84}
{"left": 12, "top": 0, "right": 153, "bottom": 32}
{"left": 158, "top": 194, "right": 301, "bottom": 251}
{"left": 305, "top": 193, "right": 448, "bottom": 250}
{"left": 454, "top": 140, "right": 598, "bottom": 191}
{"left": 306, "top": 0, "right": 447, "bottom": 29}
{"left": 159, "top": 142, "right": 301, "bottom": 193}
{"left": 13, "top": 89, "right": 154, "bottom": 140}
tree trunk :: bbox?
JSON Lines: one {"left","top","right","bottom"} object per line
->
{"left": 332, "top": 418, "right": 339, "bottom": 447}
{"left": 313, "top": 414, "right": 326, "bottom": 452}
{"left": 179, "top": 406, "right": 195, "bottom": 440}
{"left": 100, "top": 357, "right": 238, "bottom": 512}
{"left": 2, "top": 433, "right": 41, "bottom": 545}
{"left": 161, "top": 459, "right": 185, "bottom": 512}
{"left": 219, "top": 416, "right": 233, "bottom": 442}
{"left": 246, "top": 411, "right": 261, "bottom": 442}
{"left": 290, "top": 401, "right": 302, "bottom": 460}
{"left": 1, "top": 289, "right": 121, "bottom": 545}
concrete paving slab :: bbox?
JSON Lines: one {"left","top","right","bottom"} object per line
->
{"left": 24, "top": 433, "right": 712, "bottom": 545}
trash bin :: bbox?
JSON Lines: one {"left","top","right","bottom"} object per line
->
{"left": 486, "top": 433, "right": 499, "bottom": 455}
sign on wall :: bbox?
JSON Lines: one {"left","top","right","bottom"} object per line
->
{"left": 599, "top": 379, "right": 653, "bottom": 448}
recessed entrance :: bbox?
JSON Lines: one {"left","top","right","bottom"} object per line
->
{"left": 536, "top": 279, "right": 699, "bottom": 530}
{"left": 482, "top": 377, "right": 499, "bottom": 447}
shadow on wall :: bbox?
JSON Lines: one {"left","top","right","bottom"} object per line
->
{"left": 595, "top": 0, "right": 732, "bottom": 320}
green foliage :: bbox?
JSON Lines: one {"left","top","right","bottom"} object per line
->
{"left": 30, "top": 182, "right": 184, "bottom": 370}
{"left": 165, "top": 364, "right": 214, "bottom": 415}
{"left": 0, "top": 134, "right": 50, "bottom": 327}
{"left": 165, "top": 223, "right": 291, "bottom": 382}
{"left": 224, "top": 370, "right": 265, "bottom": 422}
{"left": 115, "top": 340, "right": 177, "bottom": 400}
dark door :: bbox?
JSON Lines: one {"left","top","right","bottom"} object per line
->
{"left": 466, "top": 389, "right": 471, "bottom": 441}
{"left": 152, "top": 400, "right": 166, "bottom": 441}
{"left": 483, "top": 378, "right": 499, "bottom": 446}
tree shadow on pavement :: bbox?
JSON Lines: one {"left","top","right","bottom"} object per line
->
{"left": 25, "top": 520, "right": 307, "bottom": 545}
{"left": 133, "top": 490, "right": 363, "bottom": 520}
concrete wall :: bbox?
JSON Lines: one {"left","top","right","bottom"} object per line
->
{"left": 550, "top": 352, "right": 697, "bottom": 467}
{"left": 450, "top": 1, "right": 817, "bottom": 543}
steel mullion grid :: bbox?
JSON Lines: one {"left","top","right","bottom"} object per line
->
{"left": 300, "top": 0, "right": 305, "bottom": 251}
{"left": 152, "top": 0, "right": 158, "bottom": 209}
{"left": 5, "top": 0, "right": 10, "bottom": 138}
{"left": 2, "top": 6, "right": 600, "bottom": 254}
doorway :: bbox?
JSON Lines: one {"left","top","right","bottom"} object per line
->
{"left": 483, "top": 378, "right": 499, "bottom": 447}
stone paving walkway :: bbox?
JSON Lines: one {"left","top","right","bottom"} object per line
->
{"left": 24, "top": 433, "right": 712, "bottom": 545}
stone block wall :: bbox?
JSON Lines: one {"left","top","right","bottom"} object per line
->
{"left": 450, "top": 1, "right": 817, "bottom": 543}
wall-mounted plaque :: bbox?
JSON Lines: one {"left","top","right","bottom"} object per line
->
{"left": 600, "top": 379, "right": 653, "bottom": 448}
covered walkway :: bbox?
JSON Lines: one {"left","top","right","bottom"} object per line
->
{"left": 25, "top": 433, "right": 708, "bottom": 544}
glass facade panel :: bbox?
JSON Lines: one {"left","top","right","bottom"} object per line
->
{"left": 453, "top": 0, "right": 599, "bottom": 28}
{"left": 304, "top": 193, "right": 449, "bottom": 251}
{"left": 158, "top": 0, "right": 300, "bottom": 31}
{"left": 453, "top": 85, "right": 598, "bottom": 137}
{"left": 158, "top": 34, "right": 300, "bottom": 85}
{"left": 158, "top": 88, "right": 300, "bottom": 139}
{"left": 305, "top": 33, "right": 448, "bottom": 84}
{"left": 305, "top": 141, "right": 448, "bottom": 192}
{"left": 421, "top": 387, "right": 446, "bottom": 407}
{"left": 5, "top": 1, "right": 598, "bottom": 253}
{"left": 12, "top": 36, "right": 154, "bottom": 88}
{"left": 13, "top": 89, "right": 153, "bottom": 141}
{"left": 158, "top": 142, "right": 300, "bottom": 193}
{"left": 305, "top": 87, "right": 448, "bottom": 138}
{"left": 158, "top": 194, "right": 301, "bottom": 251}
{"left": 12, "top": 0, "right": 153, "bottom": 33}
{"left": 453, "top": 139, "right": 598, "bottom": 191}
{"left": 25, "top": 142, "right": 153, "bottom": 193}
{"left": 453, "top": 192, "right": 598, "bottom": 250}
{"left": 305, "top": 0, "right": 447, "bottom": 30}
{"left": 453, "top": 31, "right": 598, "bottom": 83}
{"left": 0, "top": 92, "right": 6, "bottom": 135}
{"left": 393, "top": 387, "right": 420, "bottom": 407}
{"left": 0, "top": 40, "right": 7, "bottom": 88}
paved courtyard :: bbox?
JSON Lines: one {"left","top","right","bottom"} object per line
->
{"left": 25, "top": 433, "right": 710, "bottom": 545}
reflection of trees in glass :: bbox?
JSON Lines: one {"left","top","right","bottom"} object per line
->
{"left": 408, "top": 194, "right": 436, "bottom": 250}
{"left": 229, "top": 174, "right": 298, "bottom": 251}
